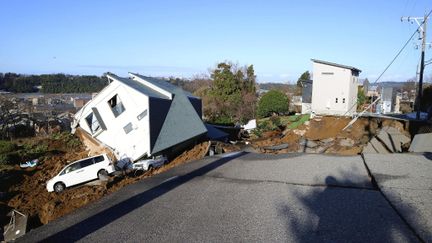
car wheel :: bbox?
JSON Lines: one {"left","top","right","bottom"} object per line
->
{"left": 97, "top": 169, "right": 109, "bottom": 180}
{"left": 147, "top": 165, "right": 153, "bottom": 171}
{"left": 54, "top": 182, "right": 65, "bottom": 193}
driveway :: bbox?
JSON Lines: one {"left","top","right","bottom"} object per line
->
{"left": 19, "top": 152, "right": 428, "bottom": 242}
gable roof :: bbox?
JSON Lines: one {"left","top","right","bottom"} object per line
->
{"left": 107, "top": 73, "right": 169, "bottom": 99}
{"left": 311, "top": 59, "right": 362, "bottom": 73}
{"left": 129, "top": 73, "right": 198, "bottom": 98}
{"left": 150, "top": 86, "right": 207, "bottom": 154}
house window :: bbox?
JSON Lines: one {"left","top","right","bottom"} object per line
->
{"left": 343, "top": 98, "right": 346, "bottom": 103}
{"left": 85, "top": 112, "right": 101, "bottom": 134}
{"left": 108, "top": 94, "right": 125, "bottom": 117}
{"left": 123, "top": 122, "right": 133, "bottom": 134}
{"left": 322, "top": 72, "right": 334, "bottom": 75}
{"left": 335, "top": 98, "right": 338, "bottom": 103}
{"left": 137, "top": 109, "right": 148, "bottom": 120}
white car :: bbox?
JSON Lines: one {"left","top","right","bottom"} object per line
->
{"left": 133, "top": 156, "right": 168, "bottom": 171}
{"left": 46, "top": 154, "right": 115, "bottom": 192}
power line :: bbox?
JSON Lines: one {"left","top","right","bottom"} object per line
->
{"left": 340, "top": 9, "right": 432, "bottom": 130}
{"left": 402, "top": 10, "right": 431, "bottom": 119}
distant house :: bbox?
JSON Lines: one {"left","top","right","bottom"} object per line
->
{"left": 380, "top": 87, "right": 396, "bottom": 114}
{"left": 311, "top": 59, "right": 361, "bottom": 116}
{"left": 367, "top": 85, "right": 379, "bottom": 98}
{"left": 300, "top": 79, "right": 313, "bottom": 114}
{"left": 72, "top": 72, "right": 207, "bottom": 161}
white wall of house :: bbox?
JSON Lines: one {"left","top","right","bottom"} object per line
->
{"left": 311, "top": 62, "right": 358, "bottom": 116}
{"left": 75, "top": 80, "right": 151, "bottom": 160}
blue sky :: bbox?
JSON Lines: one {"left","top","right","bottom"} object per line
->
{"left": 0, "top": 0, "right": 430, "bottom": 83}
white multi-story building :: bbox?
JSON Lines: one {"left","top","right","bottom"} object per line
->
{"left": 311, "top": 59, "right": 361, "bottom": 116}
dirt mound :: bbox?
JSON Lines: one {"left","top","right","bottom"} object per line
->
{"left": 304, "top": 116, "right": 378, "bottom": 141}
{"left": 251, "top": 116, "right": 402, "bottom": 155}
{"left": 158, "top": 141, "right": 210, "bottom": 173}
{"left": 7, "top": 148, "right": 90, "bottom": 225}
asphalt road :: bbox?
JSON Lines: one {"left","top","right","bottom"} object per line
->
{"left": 364, "top": 153, "right": 432, "bottom": 242}
{"left": 19, "top": 152, "right": 425, "bottom": 242}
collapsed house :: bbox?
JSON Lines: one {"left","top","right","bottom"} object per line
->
{"left": 310, "top": 59, "right": 361, "bottom": 116}
{"left": 72, "top": 72, "right": 208, "bottom": 161}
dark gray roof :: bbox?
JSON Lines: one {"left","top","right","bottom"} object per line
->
{"left": 311, "top": 59, "right": 362, "bottom": 73}
{"left": 151, "top": 88, "right": 207, "bottom": 154}
{"left": 205, "top": 123, "right": 229, "bottom": 141}
{"left": 108, "top": 74, "right": 169, "bottom": 99}
{"left": 130, "top": 73, "right": 198, "bottom": 98}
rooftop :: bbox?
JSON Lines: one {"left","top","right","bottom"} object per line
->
{"left": 311, "top": 59, "right": 362, "bottom": 73}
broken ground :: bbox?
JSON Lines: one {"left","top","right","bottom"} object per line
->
{"left": 0, "top": 115, "right": 414, "bottom": 233}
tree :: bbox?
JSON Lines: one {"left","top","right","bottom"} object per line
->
{"left": 204, "top": 62, "right": 257, "bottom": 124}
{"left": 257, "top": 90, "right": 289, "bottom": 118}
{"left": 297, "top": 71, "right": 311, "bottom": 87}
{"left": 357, "top": 87, "right": 367, "bottom": 109}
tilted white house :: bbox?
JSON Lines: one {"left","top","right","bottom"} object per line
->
{"left": 311, "top": 59, "right": 361, "bottom": 116}
{"left": 72, "top": 72, "right": 207, "bottom": 161}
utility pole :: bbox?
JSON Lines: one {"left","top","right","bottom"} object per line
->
{"left": 401, "top": 14, "right": 429, "bottom": 120}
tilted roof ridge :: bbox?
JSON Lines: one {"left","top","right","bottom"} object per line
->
{"left": 311, "top": 59, "right": 361, "bottom": 72}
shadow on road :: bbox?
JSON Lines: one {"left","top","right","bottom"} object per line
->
{"left": 278, "top": 175, "right": 420, "bottom": 242}
{"left": 41, "top": 152, "right": 248, "bottom": 242}
{"left": 423, "top": 152, "right": 432, "bottom": 161}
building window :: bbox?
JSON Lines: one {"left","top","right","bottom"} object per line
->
{"left": 335, "top": 98, "right": 338, "bottom": 103}
{"left": 85, "top": 112, "right": 101, "bottom": 134}
{"left": 343, "top": 98, "right": 346, "bottom": 103}
{"left": 123, "top": 122, "right": 133, "bottom": 134}
{"left": 137, "top": 109, "right": 148, "bottom": 120}
{"left": 108, "top": 94, "right": 125, "bottom": 117}
{"left": 322, "top": 72, "right": 334, "bottom": 75}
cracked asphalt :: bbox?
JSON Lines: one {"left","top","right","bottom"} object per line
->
{"left": 19, "top": 152, "right": 431, "bottom": 242}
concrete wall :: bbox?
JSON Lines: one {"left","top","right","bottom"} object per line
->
{"left": 311, "top": 62, "right": 358, "bottom": 115}
{"left": 75, "top": 80, "right": 151, "bottom": 161}
{"left": 301, "top": 103, "right": 312, "bottom": 114}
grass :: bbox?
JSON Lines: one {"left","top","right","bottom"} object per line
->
{"left": 287, "top": 114, "right": 310, "bottom": 129}
{"left": 253, "top": 114, "right": 310, "bottom": 138}
{"left": 257, "top": 114, "right": 310, "bottom": 129}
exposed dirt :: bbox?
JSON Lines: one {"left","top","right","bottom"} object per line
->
{"left": 251, "top": 116, "right": 402, "bottom": 156}
{"left": 304, "top": 116, "right": 379, "bottom": 141}
{"left": 1, "top": 138, "right": 221, "bottom": 230}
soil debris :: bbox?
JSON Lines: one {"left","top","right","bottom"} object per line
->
{"left": 251, "top": 115, "right": 405, "bottom": 156}
{"left": 1, "top": 138, "right": 224, "bottom": 230}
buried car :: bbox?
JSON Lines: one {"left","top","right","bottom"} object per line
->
{"left": 132, "top": 156, "right": 168, "bottom": 171}
{"left": 46, "top": 154, "right": 115, "bottom": 192}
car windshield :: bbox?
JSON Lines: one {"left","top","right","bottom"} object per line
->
{"left": 60, "top": 162, "right": 81, "bottom": 175}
